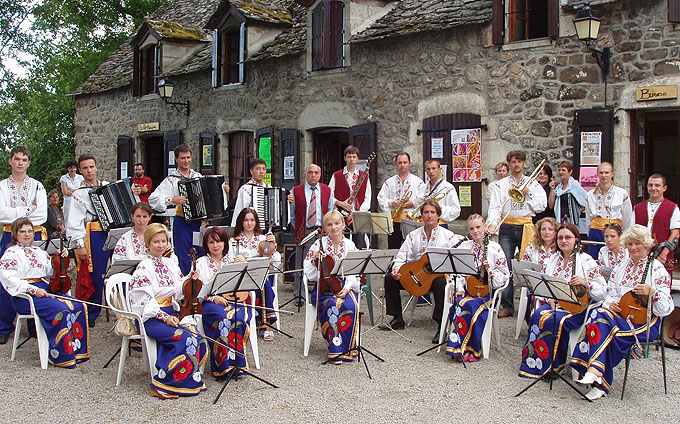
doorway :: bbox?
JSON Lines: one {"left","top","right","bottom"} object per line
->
{"left": 313, "top": 128, "right": 350, "bottom": 184}
{"left": 143, "top": 136, "right": 164, "bottom": 190}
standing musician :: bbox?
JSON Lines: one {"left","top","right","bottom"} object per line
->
{"left": 46, "top": 189, "right": 64, "bottom": 240}
{"left": 227, "top": 208, "right": 280, "bottom": 340}
{"left": 419, "top": 158, "right": 460, "bottom": 226}
{"left": 585, "top": 161, "right": 633, "bottom": 258}
{"left": 569, "top": 225, "right": 673, "bottom": 400}
{"left": 446, "top": 214, "right": 509, "bottom": 362}
{"left": 328, "top": 146, "right": 372, "bottom": 249}
{"left": 487, "top": 150, "right": 547, "bottom": 319}
{"left": 520, "top": 217, "right": 559, "bottom": 320}
{"left": 131, "top": 163, "right": 152, "bottom": 204}
{"left": 381, "top": 199, "right": 463, "bottom": 342}
{"left": 111, "top": 202, "right": 153, "bottom": 263}
{"left": 128, "top": 223, "right": 208, "bottom": 399}
{"left": 231, "top": 158, "right": 271, "bottom": 227}
{"left": 549, "top": 160, "right": 587, "bottom": 227}
{"left": 633, "top": 173, "right": 679, "bottom": 274}
{"left": 0, "top": 217, "right": 89, "bottom": 366}
{"left": 196, "top": 226, "right": 252, "bottom": 378}
{"left": 65, "top": 153, "right": 111, "bottom": 329}
{"left": 59, "top": 160, "right": 83, "bottom": 222}
{"left": 597, "top": 223, "right": 628, "bottom": 270}
{"left": 377, "top": 152, "right": 425, "bottom": 249}
{"left": 287, "top": 164, "right": 334, "bottom": 307}
{"left": 303, "top": 210, "right": 360, "bottom": 363}
{"left": 148, "top": 144, "right": 230, "bottom": 275}
{"left": 518, "top": 223, "right": 606, "bottom": 380}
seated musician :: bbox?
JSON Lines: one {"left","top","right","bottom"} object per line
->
{"left": 303, "top": 210, "right": 360, "bottom": 364}
{"left": 382, "top": 199, "right": 463, "bottom": 343}
{"left": 519, "top": 223, "right": 606, "bottom": 380}
{"left": 520, "top": 217, "right": 558, "bottom": 319}
{"left": 196, "top": 226, "right": 251, "bottom": 379}
{"left": 597, "top": 222, "right": 628, "bottom": 270}
{"left": 569, "top": 225, "right": 673, "bottom": 400}
{"left": 227, "top": 208, "right": 281, "bottom": 341}
{"left": 0, "top": 217, "right": 89, "bottom": 367}
{"left": 128, "top": 223, "right": 208, "bottom": 399}
{"left": 446, "top": 214, "right": 508, "bottom": 362}
{"left": 111, "top": 202, "right": 152, "bottom": 263}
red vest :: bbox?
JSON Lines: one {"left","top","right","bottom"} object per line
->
{"left": 634, "top": 198, "right": 676, "bottom": 265}
{"left": 293, "top": 183, "right": 331, "bottom": 242}
{"left": 332, "top": 169, "right": 367, "bottom": 211}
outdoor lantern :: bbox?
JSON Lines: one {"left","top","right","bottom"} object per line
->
{"left": 573, "top": 4, "right": 601, "bottom": 44}
{"left": 156, "top": 76, "right": 189, "bottom": 115}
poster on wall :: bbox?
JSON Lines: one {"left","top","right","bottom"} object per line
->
{"left": 120, "top": 162, "right": 128, "bottom": 179}
{"left": 202, "top": 145, "right": 212, "bottom": 167}
{"left": 451, "top": 128, "right": 482, "bottom": 182}
{"left": 283, "top": 156, "right": 295, "bottom": 180}
{"left": 579, "top": 166, "right": 599, "bottom": 192}
{"left": 431, "top": 137, "right": 444, "bottom": 159}
{"left": 580, "top": 131, "right": 602, "bottom": 165}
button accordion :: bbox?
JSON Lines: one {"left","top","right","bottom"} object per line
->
{"left": 177, "top": 175, "right": 225, "bottom": 221}
{"left": 252, "top": 186, "right": 290, "bottom": 233}
{"left": 89, "top": 178, "right": 139, "bottom": 232}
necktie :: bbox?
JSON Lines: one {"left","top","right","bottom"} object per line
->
{"left": 307, "top": 186, "right": 317, "bottom": 227}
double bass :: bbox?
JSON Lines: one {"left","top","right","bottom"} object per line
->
{"left": 179, "top": 248, "right": 203, "bottom": 319}
{"left": 49, "top": 232, "right": 71, "bottom": 295}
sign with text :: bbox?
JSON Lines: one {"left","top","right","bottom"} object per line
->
{"left": 138, "top": 122, "right": 160, "bottom": 132}
{"left": 636, "top": 85, "right": 678, "bottom": 101}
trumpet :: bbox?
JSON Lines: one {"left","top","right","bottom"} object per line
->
{"left": 405, "top": 187, "right": 450, "bottom": 221}
{"left": 391, "top": 189, "right": 412, "bottom": 223}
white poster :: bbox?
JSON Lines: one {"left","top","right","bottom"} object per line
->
{"left": 283, "top": 156, "right": 295, "bottom": 180}
{"left": 580, "top": 131, "right": 602, "bottom": 165}
{"left": 120, "top": 162, "right": 128, "bottom": 178}
{"left": 168, "top": 151, "right": 176, "bottom": 167}
{"left": 431, "top": 137, "right": 444, "bottom": 159}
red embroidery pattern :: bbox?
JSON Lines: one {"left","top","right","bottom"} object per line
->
{"left": 129, "top": 275, "right": 151, "bottom": 289}
{"left": 152, "top": 258, "right": 174, "bottom": 287}
{"left": 131, "top": 232, "right": 146, "bottom": 256}
{"left": 238, "top": 233, "right": 258, "bottom": 251}
{"left": 593, "top": 187, "right": 615, "bottom": 217}
{"left": 0, "top": 259, "right": 17, "bottom": 270}
{"left": 22, "top": 247, "right": 44, "bottom": 270}
{"left": 7, "top": 175, "right": 31, "bottom": 207}
{"left": 418, "top": 227, "right": 439, "bottom": 255}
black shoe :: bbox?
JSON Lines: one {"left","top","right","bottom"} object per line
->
{"left": 432, "top": 330, "right": 441, "bottom": 344}
{"left": 0, "top": 334, "right": 8, "bottom": 344}
{"left": 380, "top": 317, "right": 405, "bottom": 330}
{"left": 88, "top": 319, "right": 96, "bottom": 328}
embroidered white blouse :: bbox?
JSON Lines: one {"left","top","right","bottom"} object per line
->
{"left": 605, "top": 257, "right": 673, "bottom": 317}
{"left": 303, "top": 236, "right": 360, "bottom": 293}
{"left": 0, "top": 244, "right": 52, "bottom": 296}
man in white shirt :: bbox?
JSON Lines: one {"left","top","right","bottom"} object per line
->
{"left": 418, "top": 158, "right": 460, "bottom": 225}
{"left": 231, "top": 158, "right": 271, "bottom": 227}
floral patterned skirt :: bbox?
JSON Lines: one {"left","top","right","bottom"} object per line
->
{"left": 254, "top": 275, "right": 277, "bottom": 331}
{"left": 518, "top": 304, "right": 586, "bottom": 379}
{"left": 12, "top": 282, "right": 89, "bottom": 368}
{"left": 569, "top": 307, "right": 659, "bottom": 393}
{"left": 142, "top": 306, "right": 208, "bottom": 396}
{"left": 311, "top": 286, "right": 359, "bottom": 361}
{"left": 446, "top": 294, "right": 491, "bottom": 359}
{"left": 202, "top": 300, "right": 251, "bottom": 378}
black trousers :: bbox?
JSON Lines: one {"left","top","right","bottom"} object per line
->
{"left": 388, "top": 223, "right": 403, "bottom": 250}
{"left": 384, "top": 274, "right": 447, "bottom": 324}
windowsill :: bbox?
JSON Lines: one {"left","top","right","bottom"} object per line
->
{"left": 137, "top": 93, "right": 160, "bottom": 101}
{"left": 501, "top": 38, "right": 553, "bottom": 51}
{"left": 307, "top": 66, "right": 347, "bottom": 76}
{"left": 215, "top": 83, "right": 245, "bottom": 91}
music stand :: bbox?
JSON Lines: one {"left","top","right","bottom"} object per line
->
{"left": 399, "top": 219, "right": 423, "bottom": 239}
{"left": 352, "top": 211, "right": 393, "bottom": 237}
{"left": 103, "top": 228, "right": 132, "bottom": 251}
{"left": 514, "top": 269, "right": 591, "bottom": 402}
{"left": 105, "top": 260, "right": 140, "bottom": 278}
{"left": 33, "top": 239, "right": 62, "bottom": 255}
{"left": 203, "top": 258, "right": 279, "bottom": 404}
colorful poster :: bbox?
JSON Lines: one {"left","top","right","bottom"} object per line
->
{"left": 451, "top": 128, "right": 482, "bottom": 182}
{"left": 259, "top": 136, "right": 272, "bottom": 168}
{"left": 579, "top": 166, "right": 599, "bottom": 192}
{"left": 580, "top": 131, "right": 602, "bottom": 165}
{"left": 202, "top": 145, "right": 212, "bottom": 166}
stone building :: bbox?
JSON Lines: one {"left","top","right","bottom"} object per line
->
{"left": 74, "top": 0, "right": 680, "bottom": 219}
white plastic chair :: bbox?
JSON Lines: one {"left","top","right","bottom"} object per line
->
{"left": 11, "top": 293, "right": 50, "bottom": 369}
{"left": 567, "top": 301, "right": 602, "bottom": 380}
{"left": 303, "top": 275, "right": 318, "bottom": 356}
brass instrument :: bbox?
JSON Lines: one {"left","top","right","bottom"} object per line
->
{"left": 391, "top": 188, "right": 412, "bottom": 224}
{"left": 405, "top": 187, "right": 450, "bottom": 221}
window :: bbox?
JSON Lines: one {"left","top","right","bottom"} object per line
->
{"left": 311, "top": 0, "right": 345, "bottom": 71}
{"left": 492, "top": 0, "right": 558, "bottom": 45}
{"left": 228, "top": 131, "right": 255, "bottom": 198}
{"left": 671, "top": 0, "right": 680, "bottom": 23}
{"left": 211, "top": 13, "right": 245, "bottom": 87}
{"left": 132, "top": 28, "right": 161, "bottom": 97}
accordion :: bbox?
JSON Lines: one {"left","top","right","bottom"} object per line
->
{"left": 252, "top": 186, "right": 290, "bottom": 233}
{"left": 177, "top": 175, "right": 225, "bottom": 221}
{"left": 89, "top": 178, "right": 139, "bottom": 232}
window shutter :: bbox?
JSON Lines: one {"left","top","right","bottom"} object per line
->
{"left": 328, "top": 0, "right": 344, "bottom": 69}
{"left": 238, "top": 22, "right": 246, "bottom": 83}
{"left": 572, "top": 108, "right": 614, "bottom": 181}
{"left": 548, "top": 0, "right": 559, "bottom": 39}
{"left": 492, "top": 0, "right": 504, "bottom": 46}
{"left": 349, "top": 122, "right": 378, "bottom": 211}
{"left": 132, "top": 46, "right": 140, "bottom": 96}
{"left": 117, "top": 136, "right": 134, "bottom": 179}
{"left": 311, "top": 2, "right": 324, "bottom": 71}
{"left": 199, "top": 132, "right": 218, "bottom": 175}
{"left": 163, "top": 130, "right": 181, "bottom": 175}
{"left": 670, "top": 0, "right": 680, "bottom": 23}
{"left": 211, "top": 29, "right": 219, "bottom": 87}
{"left": 279, "top": 129, "right": 299, "bottom": 191}
{"left": 154, "top": 45, "right": 162, "bottom": 92}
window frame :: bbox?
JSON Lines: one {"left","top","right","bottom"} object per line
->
{"left": 492, "top": 0, "right": 559, "bottom": 46}
{"left": 132, "top": 29, "right": 162, "bottom": 97}
{"left": 310, "top": 0, "right": 346, "bottom": 72}
{"left": 211, "top": 8, "right": 246, "bottom": 88}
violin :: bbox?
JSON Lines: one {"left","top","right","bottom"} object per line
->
{"left": 317, "top": 230, "right": 343, "bottom": 296}
{"left": 258, "top": 232, "right": 277, "bottom": 258}
{"left": 223, "top": 236, "right": 249, "bottom": 303}
{"left": 49, "top": 232, "right": 71, "bottom": 295}
{"left": 179, "top": 248, "right": 203, "bottom": 319}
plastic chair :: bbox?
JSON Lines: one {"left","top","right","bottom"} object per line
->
{"left": 567, "top": 301, "right": 602, "bottom": 380}
{"left": 303, "top": 275, "right": 318, "bottom": 356}
{"left": 620, "top": 317, "right": 667, "bottom": 400}
{"left": 11, "top": 293, "right": 50, "bottom": 369}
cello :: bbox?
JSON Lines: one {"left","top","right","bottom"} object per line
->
{"left": 179, "top": 248, "right": 203, "bottom": 319}
{"left": 49, "top": 232, "right": 71, "bottom": 295}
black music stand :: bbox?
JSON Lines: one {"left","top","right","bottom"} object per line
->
{"left": 514, "top": 269, "right": 591, "bottom": 402}
{"left": 202, "top": 258, "right": 279, "bottom": 404}
{"left": 280, "top": 229, "right": 319, "bottom": 312}
{"left": 103, "top": 228, "right": 131, "bottom": 251}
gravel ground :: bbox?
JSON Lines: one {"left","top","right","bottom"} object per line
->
{"left": 0, "top": 280, "right": 677, "bottom": 423}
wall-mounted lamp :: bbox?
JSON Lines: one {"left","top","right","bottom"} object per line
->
{"left": 157, "top": 77, "right": 190, "bottom": 115}
{"left": 573, "top": 4, "right": 610, "bottom": 76}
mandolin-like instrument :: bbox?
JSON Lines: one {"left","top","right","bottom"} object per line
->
{"left": 558, "top": 251, "right": 591, "bottom": 315}
{"left": 619, "top": 251, "right": 655, "bottom": 325}
{"left": 466, "top": 232, "right": 490, "bottom": 298}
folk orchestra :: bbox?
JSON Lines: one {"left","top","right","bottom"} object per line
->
{"left": 0, "top": 144, "right": 675, "bottom": 402}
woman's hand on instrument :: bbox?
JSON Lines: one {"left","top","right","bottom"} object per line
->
{"left": 171, "top": 195, "right": 187, "bottom": 205}
{"left": 547, "top": 299, "right": 556, "bottom": 308}
{"left": 165, "top": 315, "right": 179, "bottom": 328}
{"left": 609, "top": 300, "right": 621, "bottom": 314}
{"left": 187, "top": 269, "right": 200, "bottom": 281}
{"left": 570, "top": 275, "right": 587, "bottom": 288}
{"left": 213, "top": 296, "right": 227, "bottom": 306}
{"left": 233, "top": 255, "right": 246, "bottom": 263}
{"left": 60, "top": 247, "right": 69, "bottom": 257}
{"left": 34, "top": 288, "right": 48, "bottom": 298}
{"left": 455, "top": 290, "right": 465, "bottom": 298}
{"left": 633, "top": 283, "right": 655, "bottom": 297}
{"left": 76, "top": 247, "right": 88, "bottom": 262}
{"left": 265, "top": 232, "right": 276, "bottom": 243}
{"left": 336, "top": 288, "right": 349, "bottom": 299}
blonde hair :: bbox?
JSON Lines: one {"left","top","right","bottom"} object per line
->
{"left": 144, "top": 223, "right": 169, "bottom": 247}
{"left": 532, "top": 217, "right": 558, "bottom": 249}
{"left": 322, "top": 210, "right": 345, "bottom": 228}
{"left": 467, "top": 214, "right": 485, "bottom": 224}
{"left": 621, "top": 224, "right": 655, "bottom": 250}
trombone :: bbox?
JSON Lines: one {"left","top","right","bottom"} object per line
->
{"left": 405, "top": 187, "right": 450, "bottom": 221}
{"left": 391, "top": 188, "right": 412, "bottom": 223}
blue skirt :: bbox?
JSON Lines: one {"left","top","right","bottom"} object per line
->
{"left": 446, "top": 294, "right": 491, "bottom": 359}
{"left": 202, "top": 299, "right": 251, "bottom": 378}
{"left": 87, "top": 228, "right": 111, "bottom": 321}
{"left": 310, "top": 286, "right": 359, "bottom": 361}
{"left": 172, "top": 216, "right": 202, "bottom": 275}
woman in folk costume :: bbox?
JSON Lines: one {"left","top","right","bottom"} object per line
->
{"left": 570, "top": 225, "right": 673, "bottom": 400}
{"left": 519, "top": 223, "right": 606, "bottom": 379}
{"left": 597, "top": 222, "right": 629, "bottom": 271}
{"left": 520, "top": 217, "right": 558, "bottom": 320}
{"left": 111, "top": 202, "right": 152, "bottom": 263}
{"left": 0, "top": 217, "right": 89, "bottom": 367}
{"left": 303, "top": 210, "right": 360, "bottom": 364}
{"left": 129, "top": 223, "right": 208, "bottom": 399}
{"left": 446, "top": 214, "right": 509, "bottom": 362}
{"left": 227, "top": 208, "right": 281, "bottom": 340}
{"left": 197, "top": 226, "right": 251, "bottom": 379}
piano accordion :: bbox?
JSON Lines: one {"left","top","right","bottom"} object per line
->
{"left": 177, "top": 175, "right": 225, "bottom": 221}
{"left": 89, "top": 178, "right": 139, "bottom": 232}
{"left": 252, "top": 186, "right": 290, "bottom": 233}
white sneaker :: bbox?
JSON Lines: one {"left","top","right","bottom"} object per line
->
{"left": 576, "top": 371, "right": 602, "bottom": 385}
{"left": 263, "top": 330, "right": 274, "bottom": 341}
{"left": 585, "top": 386, "right": 606, "bottom": 400}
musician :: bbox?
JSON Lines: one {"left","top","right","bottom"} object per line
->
{"left": 0, "top": 217, "right": 89, "bottom": 366}
{"left": 446, "top": 214, "right": 509, "bottom": 362}
{"left": 518, "top": 223, "right": 606, "bottom": 380}
{"left": 569, "top": 225, "right": 673, "bottom": 400}
{"left": 585, "top": 162, "right": 633, "bottom": 258}
{"left": 419, "top": 158, "right": 460, "bottom": 225}
{"left": 382, "top": 199, "right": 463, "bottom": 342}
{"left": 377, "top": 152, "right": 425, "bottom": 249}
{"left": 131, "top": 163, "right": 152, "bottom": 204}
{"left": 633, "top": 173, "right": 680, "bottom": 273}
{"left": 129, "top": 223, "right": 208, "bottom": 399}
{"left": 328, "top": 146, "right": 372, "bottom": 249}
{"left": 549, "top": 160, "right": 587, "bottom": 227}
{"left": 303, "top": 210, "right": 360, "bottom": 363}
{"left": 227, "top": 208, "right": 281, "bottom": 340}
{"left": 196, "top": 226, "right": 252, "bottom": 378}
{"left": 597, "top": 222, "right": 628, "bottom": 270}
{"left": 288, "top": 164, "right": 334, "bottom": 307}
{"left": 487, "top": 150, "right": 547, "bottom": 319}
{"left": 0, "top": 146, "right": 48, "bottom": 343}
{"left": 59, "top": 160, "right": 83, "bottom": 221}
{"left": 111, "top": 202, "right": 153, "bottom": 263}
{"left": 148, "top": 144, "right": 229, "bottom": 275}
{"left": 46, "top": 189, "right": 64, "bottom": 240}
{"left": 65, "top": 153, "right": 111, "bottom": 328}
{"left": 534, "top": 163, "right": 554, "bottom": 223}
{"left": 521, "top": 217, "right": 558, "bottom": 320}
{"left": 231, "top": 158, "right": 271, "bottom": 227}
{"left": 485, "top": 162, "right": 508, "bottom": 201}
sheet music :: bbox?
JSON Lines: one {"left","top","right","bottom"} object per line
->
{"left": 330, "top": 249, "right": 399, "bottom": 275}
{"left": 105, "top": 259, "right": 141, "bottom": 278}
{"left": 512, "top": 260, "right": 542, "bottom": 288}
{"left": 198, "top": 257, "right": 271, "bottom": 297}
{"left": 522, "top": 269, "right": 580, "bottom": 303}
{"left": 351, "top": 211, "right": 393, "bottom": 235}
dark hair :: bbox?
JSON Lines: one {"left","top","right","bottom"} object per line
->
{"left": 134, "top": 162, "right": 144, "bottom": 169}
{"left": 506, "top": 150, "right": 526, "bottom": 162}
{"left": 425, "top": 158, "right": 441, "bottom": 167}
{"left": 233, "top": 208, "right": 262, "bottom": 237}
{"left": 250, "top": 158, "right": 267, "bottom": 170}
{"left": 421, "top": 199, "right": 442, "bottom": 216}
{"left": 174, "top": 144, "right": 191, "bottom": 158}
{"left": 395, "top": 152, "right": 410, "bottom": 162}
{"left": 556, "top": 223, "right": 581, "bottom": 255}
{"left": 541, "top": 164, "right": 553, "bottom": 180}
{"left": 648, "top": 173, "right": 667, "bottom": 187}
{"left": 130, "top": 202, "right": 153, "bottom": 216}
{"left": 344, "top": 145, "right": 360, "bottom": 156}
{"left": 65, "top": 160, "right": 77, "bottom": 170}
{"left": 77, "top": 153, "right": 97, "bottom": 167}
{"left": 604, "top": 222, "right": 623, "bottom": 236}
{"left": 10, "top": 146, "right": 30, "bottom": 160}
{"left": 48, "top": 189, "right": 59, "bottom": 199}
{"left": 10, "top": 217, "right": 33, "bottom": 246}
{"left": 202, "top": 226, "right": 230, "bottom": 256}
